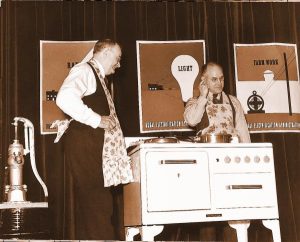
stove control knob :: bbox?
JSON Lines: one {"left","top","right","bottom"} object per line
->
{"left": 244, "top": 156, "right": 251, "bottom": 163}
{"left": 263, "top": 155, "right": 271, "bottom": 163}
{"left": 224, "top": 156, "right": 231, "bottom": 163}
{"left": 254, "top": 156, "right": 260, "bottom": 163}
{"left": 234, "top": 156, "right": 241, "bottom": 163}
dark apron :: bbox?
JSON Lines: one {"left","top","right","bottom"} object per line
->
{"left": 63, "top": 63, "right": 115, "bottom": 239}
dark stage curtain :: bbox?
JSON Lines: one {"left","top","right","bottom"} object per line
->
{"left": 1, "top": 1, "right": 300, "bottom": 241}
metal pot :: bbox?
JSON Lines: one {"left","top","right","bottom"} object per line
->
{"left": 195, "top": 134, "right": 232, "bottom": 143}
{"left": 144, "top": 137, "right": 179, "bottom": 143}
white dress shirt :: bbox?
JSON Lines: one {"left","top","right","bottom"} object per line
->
{"left": 56, "top": 59, "right": 105, "bottom": 129}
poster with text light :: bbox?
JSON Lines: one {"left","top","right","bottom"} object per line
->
{"left": 234, "top": 43, "right": 300, "bottom": 133}
{"left": 137, "top": 40, "right": 205, "bottom": 133}
{"left": 40, "top": 40, "right": 97, "bottom": 134}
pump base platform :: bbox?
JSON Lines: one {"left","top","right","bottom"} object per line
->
{"left": 0, "top": 202, "right": 50, "bottom": 239}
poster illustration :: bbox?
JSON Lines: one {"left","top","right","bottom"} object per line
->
{"left": 137, "top": 40, "right": 205, "bottom": 133}
{"left": 234, "top": 43, "right": 300, "bottom": 133}
{"left": 40, "top": 40, "right": 96, "bottom": 134}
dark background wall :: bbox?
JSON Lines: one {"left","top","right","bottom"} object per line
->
{"left": 1, "top": 1, "right": 300, "bottom": 241}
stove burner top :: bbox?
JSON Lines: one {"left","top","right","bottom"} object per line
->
{"left": 177, "top": 134, "right": 232, "bottom": 143}
{"left": 144, "top": 137, "right": 179, "bottom": 143}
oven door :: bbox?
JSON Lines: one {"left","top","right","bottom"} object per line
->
{"left": 145, "top": 150, "right": 211, "bottom": 212}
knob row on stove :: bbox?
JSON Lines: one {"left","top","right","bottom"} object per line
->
{"left": 222, "top": 155, "right": 271, "bottom": 163}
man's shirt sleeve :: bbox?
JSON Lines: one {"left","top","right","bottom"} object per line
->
{"left": 56, "top": 63, "right": 101, "bottom": 129}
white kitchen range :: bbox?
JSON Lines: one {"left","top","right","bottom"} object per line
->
{"left": 123, "top": 138, "right": 281, "bottom": 242}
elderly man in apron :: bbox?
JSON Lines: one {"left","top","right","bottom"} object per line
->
{"left": 54, "top": 39, "right": 133, "bottom": 240}
{"left": 184, "top": 61, "right": 251, "bottom": 143}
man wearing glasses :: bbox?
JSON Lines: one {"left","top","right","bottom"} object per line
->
{"left": 56, "top": 39, "right": 133, "bottom": 240}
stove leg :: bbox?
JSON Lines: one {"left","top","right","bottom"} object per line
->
{"left": 125, "top": 227, "right": 140, "bottom": 241}
{"left": 125, "top": 225, "right": 164, "bottom": 241}
{"left": 228, "top": 220, "right": 250, "bottom": 242}
{"left": 141, "top": 225, "right": 164, "bottom": 241}
{"left": 262, "top": 219, "right": 281, "bottom": 242}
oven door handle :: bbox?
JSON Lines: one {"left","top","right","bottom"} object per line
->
{"left": 160, "top": 159, "right": 197, "bottom": 165}
{"left": 226, "top": 184, "right": 263, "bottom": 190}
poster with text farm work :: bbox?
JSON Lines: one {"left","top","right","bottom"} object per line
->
{"left": 234, "top": 43, "right": 300, "bottom": 133}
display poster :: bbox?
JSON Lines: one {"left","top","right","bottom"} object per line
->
{"left": 137, "top": 40, "right": 205, "bottom": 133}
{"left": 234, "top": 43, "right": 300, "bottom": 133}
{"left": 40, "top": 40, "right": 96, "bottom": 134}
